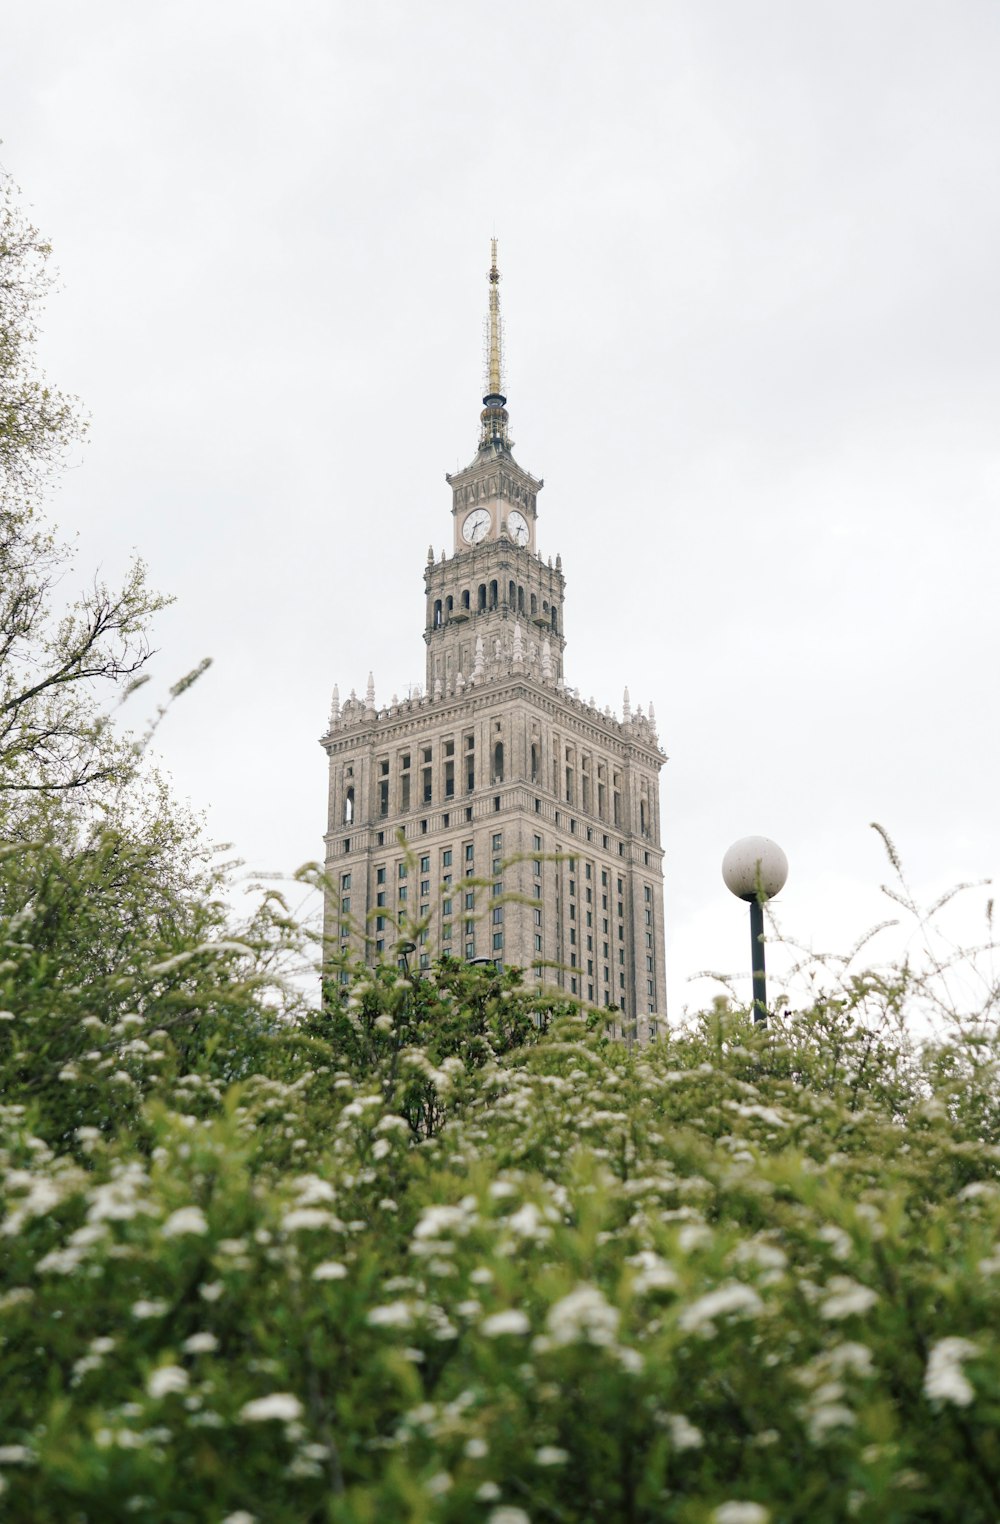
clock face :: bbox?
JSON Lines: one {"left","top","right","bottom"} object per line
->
{"left": 462, "top": 508, "right": 492, "bottom": 544}
{"left": 507, "top": 510, "right": 529, "bottom": 546}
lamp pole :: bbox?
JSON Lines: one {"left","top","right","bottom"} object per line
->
{"left": 722, "top": 837, "right": 789, "bottom": 1025}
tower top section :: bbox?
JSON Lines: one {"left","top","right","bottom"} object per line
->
{"left": 480, "top": 239, "right": 510, "bottom": 454}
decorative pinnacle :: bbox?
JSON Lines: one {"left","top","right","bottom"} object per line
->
{"left": 480, "top": 238, "right": 510, "bottom": 451}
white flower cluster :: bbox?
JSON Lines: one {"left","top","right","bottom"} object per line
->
{"left": 545, "top": 1284, "right": 620, "bottom": 1348}
{"left": 818, "top": 1277, "right": 877, "bottom": 1321}
{"left": 677, "top": 1283, "right": 763, "bottom": 1335}
{"left": 924, "top": 1337, "right": 979, "bottom": 1407}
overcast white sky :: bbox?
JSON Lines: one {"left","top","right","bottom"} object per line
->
{"left": 4, "top": 1, "right": 999, "bottom": 1017}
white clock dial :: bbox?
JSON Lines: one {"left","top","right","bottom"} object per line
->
{"left": 462, "top": 508, "right": 492, "bottom": 544}
{"left": 507, "top": 510, "right": 529, "bottom": 546}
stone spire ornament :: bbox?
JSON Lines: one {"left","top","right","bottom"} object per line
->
{"left": 512, "top": 619, "right": 523, "bottom": 662}
{"left": 541, "top": 638, "right": 552, "bottom": 682}
{"left": 329, "top": 684, "right": 340, "bottom": 724}
{"left": 622, "top": 686, "right": 631, "bottom": 722}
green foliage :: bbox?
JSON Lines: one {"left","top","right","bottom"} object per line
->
{"left": 4, "top": 888, "right": 1000, "bottom": 1523}
{"left": 0, "top": 170, "right": 173, "bottom": 805}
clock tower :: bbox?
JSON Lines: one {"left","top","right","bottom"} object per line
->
{"left": 322, "top": 243, "right": 667, "bottom": 1036}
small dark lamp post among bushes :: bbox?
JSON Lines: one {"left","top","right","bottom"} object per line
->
{"left": 722, "top": 835, "right": 789, "bottom": 1024}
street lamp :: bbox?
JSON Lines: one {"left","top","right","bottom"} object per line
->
{"left": 722, "top": 836, "right": 788, "bottom": 1025}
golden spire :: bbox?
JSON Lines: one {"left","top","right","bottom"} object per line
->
{"left": 486, "top": 237, "right": 504, "bottom": 402}
{"left": 480, "top": 238, "right": 510, "bottom": 451}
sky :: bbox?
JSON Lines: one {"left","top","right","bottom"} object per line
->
{"left": 3, "top": 1, "right": 999, "bottom": 1018}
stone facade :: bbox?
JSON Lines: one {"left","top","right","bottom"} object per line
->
{"left": 321, "top": 251, "right": 667, "bottom": 1032}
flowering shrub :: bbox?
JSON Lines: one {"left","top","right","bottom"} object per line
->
{"left": 3, "top": 887, "right": 1000, "bottom": 1524}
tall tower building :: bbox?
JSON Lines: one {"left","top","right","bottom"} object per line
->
{"left": 321, "top": 244, "right": 667, "bottom": 1031}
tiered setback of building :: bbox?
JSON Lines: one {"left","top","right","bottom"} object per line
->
{"left": 321, "top": 242, "right": 667, "bottom": 1031}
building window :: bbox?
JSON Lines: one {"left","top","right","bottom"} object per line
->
{"left": 493, "top": 932, "right": 504, "bottom": 951}
{"left": 534, "top": 908, "right": 542, "bottom": 926}
{"left": 465, "top": 842, "right": 474, "bottom": 862}
{"left": 376, "top": 866, "right": 386, "bottom": 884}
{"left": 376, "top": 891, "right": 386, "bottom": 907}
{"left": 420, "top": 879, "right": 430, "bottom": 897}
{"left": 492, "top": 833, "right": 503, "bottom": 851}
{"left": 466, "top": 940, "right": 475, "bottom": 957}
{"left": 534, "top": 934, "right": 543, "bottom": 952}
{"left": 492, "top": 907, "right": 503, "bottom": 924}
{"left": 442, "top": 848, "right": 453, "bottom": 867}
{"left": 420, "top": 854, "right": 430, "bottom": 873}
{"left": 341, "top": 872, "right": 351, "bottom": 890}
{"left": 398, "top": 886, "right": 407, "bottom": 902}
{"left": 398, "top": 863, "right": 407, "bottom": 879}
{"left": 465, "top": 891, "right": 475, "bottom": 910}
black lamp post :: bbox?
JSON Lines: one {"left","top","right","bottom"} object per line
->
{"left": 722, "top": 836, "right": 789, "bottom": 1025}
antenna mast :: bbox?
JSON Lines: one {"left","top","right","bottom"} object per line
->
{"left": 480, "top": 238, "right": 511, "bottom": 452}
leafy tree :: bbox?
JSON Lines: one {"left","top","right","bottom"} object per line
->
{"left": 0, "top": 169, "right": 169, "bottom": 806}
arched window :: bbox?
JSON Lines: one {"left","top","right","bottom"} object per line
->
{"left": 489, "top": 580, "right": 499, "bottom": 609}
{"left": 518, "top": 586, "right": 525, "bottom": 614}
{"left": 433, "top": 599, "right": 442, "bottom": 628}
{"left": 550, "top": 606, "right": 558, "bottom": 634}
{"left": 478, "top": 583, "right": 487, "bottom": 611}
{"left": 344, "top": 786, "right": 354, "bottom": 825}
{"left": 508, "top": 580, "right": 516, "bottom": 608}
{"left": 530, "top": 743, "right": 539, "bottom": 783}
{"left": 493, "top": 742, "right": 504, "bottom": 783}
{"left": 530, "top": 592, "right": 538, "bottom": 617}
{"left": 640, "top": 798, "right": 648, "bottom": 836}
{"left": 462, "top": 589, "right": 470, "bottom": 609}
{"left": 446, "top": 595, "right": 454, "bottom": 616}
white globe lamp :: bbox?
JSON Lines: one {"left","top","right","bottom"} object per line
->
{"left": 722, "top": 836, "right": 789, "bottom": 1023}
